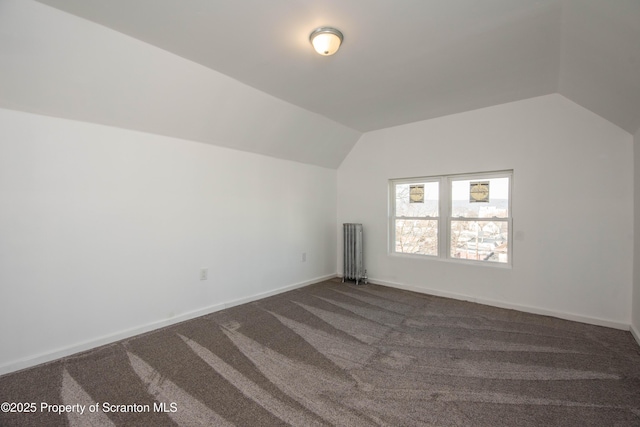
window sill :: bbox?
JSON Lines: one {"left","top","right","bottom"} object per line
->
{"left": 388, "top": 252, "right": 512, "bottom": 269}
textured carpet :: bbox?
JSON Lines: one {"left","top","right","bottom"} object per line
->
{"left": 1, "top": 279, "right": 640, "bottom": 426}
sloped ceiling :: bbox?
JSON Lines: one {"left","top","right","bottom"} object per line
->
{"left": 10, "top": 0, "right": 640, "bottom": 165}
{"left": 32, "top": 0, "right": 640, "bottom": 134}
{"left": 559, "top": 0, "right": 640, "bottom": 134}
{"left": 0, "top": 1, "right": 360, "bottom": 169}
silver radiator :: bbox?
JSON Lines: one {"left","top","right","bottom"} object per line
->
{"left": 343, "top": 223, "right": 367, "bottom": 285}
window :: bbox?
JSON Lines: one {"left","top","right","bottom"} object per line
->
{"left": 392, "top": 180, "right": 439, "bottom": 255}
{"left": 390, "top": 171, "right": 512, "bottom": 265}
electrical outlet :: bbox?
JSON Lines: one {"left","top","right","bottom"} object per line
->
{"left": 200, "top": 268, "right": 208, "bottom": 280}
{"left": 302, "top": 252, "right": 307, "bottom": 262}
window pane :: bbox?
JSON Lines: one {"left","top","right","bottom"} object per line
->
{"left": 451, "top": 177, "right": 509, "bottom": 218}
{"left": 395, "top": 219, "right": 438, "bottom": 255}
{"left": 450, "top": 220, "right": 508, "bottom": 263}
{"left": 395, "top": 182, "right": 439, "bottom": 217}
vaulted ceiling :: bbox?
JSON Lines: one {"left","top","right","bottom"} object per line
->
{"left": 33, "top": 0, "right": 640, "bottom": 136}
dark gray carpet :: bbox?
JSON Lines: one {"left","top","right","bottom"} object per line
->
{"left": 1, "top": 279, "right": 640, "bottom": 426}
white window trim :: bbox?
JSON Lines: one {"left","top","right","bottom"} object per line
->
{"left": 390, "top": 170, "right": 513, "bottom": 267}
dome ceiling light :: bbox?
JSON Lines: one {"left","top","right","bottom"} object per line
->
{"left": 309, "top": 27, "right": 343, "bottom": 56}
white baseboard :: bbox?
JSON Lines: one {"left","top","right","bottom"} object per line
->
{"left": 631, "top": 324, "right": 640, "bottom": 347}
{"left": 221, "top": 274, "right": 335, "bottom": 309}
{"left": 0, "top": 274, "right": 335, "bottom": 377}
{"left": 372, "top": 278, "right": 631, "bottom": 331}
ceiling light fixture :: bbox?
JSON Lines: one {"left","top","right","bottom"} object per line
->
{"left": 309, "top": 27, "right": 343, "bottom": 56}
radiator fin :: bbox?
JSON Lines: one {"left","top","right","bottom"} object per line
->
{"left": 343, "top": 223, "right": 366, "bottom": 285}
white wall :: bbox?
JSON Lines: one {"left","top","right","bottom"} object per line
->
{"left": 634, "top": 127, "right": 640, "bottom": 342}
{"left": 0, "top": 108, "right": 337, "bottom": 374}
{"left": 338, "top": 94, "right": 633, "bottom": 328}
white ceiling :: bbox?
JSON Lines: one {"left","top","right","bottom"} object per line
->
{"left": 32, "top": 0, "right": 640, "bottom": 136}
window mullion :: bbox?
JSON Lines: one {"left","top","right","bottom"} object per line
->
{"left": 440, "top": 176, "right": 449, "bottom": 259}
